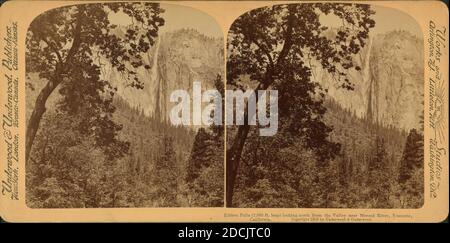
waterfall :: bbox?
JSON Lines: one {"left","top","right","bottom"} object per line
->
{"left": 110, "top": 29, "right": 224, "bottom": 128}
{"left": 364, "top": 37, "right": 376, "bottom": 123}
{"left": 147, "top": 36, "right": 161, "bottom": 118}
{"left": 150, "top": 37, "right": 161, "bottom": 85}
{"left": 362, "top": 38, "right": 373, "bottom": 88}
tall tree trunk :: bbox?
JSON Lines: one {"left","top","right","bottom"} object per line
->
{"left": 225, "top": 83, "right": 267, "bottom": 207}
{"left": 225, "top": 9, "right": 294, "bottom": 207}
{"left": 226, "top": 123, "right": 250, "bottom": 207}
{"left": 25, "top": 78, "right": 61, "bottom": 162}
{"left": 25, "top": 8, "right": 83, "bottom": 162}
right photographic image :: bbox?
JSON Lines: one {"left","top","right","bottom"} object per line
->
{"left": 226, "top": 3, "right": 424, "bottom": 209}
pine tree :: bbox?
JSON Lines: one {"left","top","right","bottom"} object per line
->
{"left": 399, "top": 129, "right": 424, "bottom": 183}
{"left": 186, "top": 75, "right": 224, "bottom": 182}
{"left": 184, "top": 74, "right": 224, "bottom": 207}
{"left": 368, "top": 136, "right": 387, "bottom": 172}
{"left": 398, "top": 129, "right": 424, "bottom": 208}
{"left": 152, "top": 135, "right": 178, "bottom": 206}
{"left": 367, "top": 136, "right": 391, "bottom": 208}
{"left": 186, "top": 128, "right": 213, "bottom": 182}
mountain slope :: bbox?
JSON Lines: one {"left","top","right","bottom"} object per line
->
{"left": 316, "top": 30, "right": 424, "bottom": 131}
{"left": 103, "top": 28, "right": 224, "bottom": 122}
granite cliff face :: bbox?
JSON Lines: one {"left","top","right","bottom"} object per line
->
{"left": 317, "top": 30, "right": 424, "bottom": 131}
{"left": 103, "top": 28, "right": 224, "bottom": 122}
{"left": 101, "top": 28, "right": 423, "bottom": 131}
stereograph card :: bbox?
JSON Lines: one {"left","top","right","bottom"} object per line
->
{"left": 0, "top": 0, "right": 448, "bottom": 222}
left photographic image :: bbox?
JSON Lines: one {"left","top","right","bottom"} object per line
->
{"left": 25, "top": 2, "right": 224, "bottom": 208}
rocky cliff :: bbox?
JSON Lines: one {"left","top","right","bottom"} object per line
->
{"left": 317, "top": 30, "right": 424, "bottom": 131}
{"left": 103, "top": 28, "right": 224, "bottom": 122}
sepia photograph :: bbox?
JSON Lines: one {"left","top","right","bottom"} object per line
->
{"left": 0, "top": 0, "right": 448, "bottom": 224}
{"left": 25, "top": 2, "right": 224, "bottom": 208}
{"left": 226, "top": 3, "right": 425, "bottom": 208}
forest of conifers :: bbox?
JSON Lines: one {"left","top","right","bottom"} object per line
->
{"left": 24, "top": 2, "right": 423, "bottom": 209}
{"left": 26, "top": 80, "right": 423, "bottom": 208}
{"left": 25, "top": 3, "right": 225, "bottom": 208}
{"left": 26, "top": 84, "right": 224, "bottom": 208}
{"left": 229, "top": 98, "right": 423, "bottom": 208}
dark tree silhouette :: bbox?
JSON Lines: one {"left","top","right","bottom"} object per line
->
{"left": 187, "top": 128, "right": 213, "bottom": 182}
{"left": 399, "top": 129, "right": 424, "bottom": 183}
{"left": 226, "top": 3, "right": 375, "bottom": 206}
{"left": 185, "top": 74, "right": 224, "bottom": 206}
{"left": 367, "top": 136, "right": 391, "bottom": 207}
{"left": 397, "top": 129, "right": 424, "bottom": 208}
{"left": 152, "top": 135, "right": 178, "bottom": 206}
{"left": 26, "top": 3, "right": 164, "bottom": 161}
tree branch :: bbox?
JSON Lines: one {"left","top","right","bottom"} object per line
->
{"left": 276, "top": 6, "right": 296, "bottom": 66}
{"left": 42, "top": 38, "right": 63, "bottom": 64}
{"left": 64, "top": 6, "right": 84, "bottom": 67}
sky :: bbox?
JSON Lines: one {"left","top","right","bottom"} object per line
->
{"left": 320, "top": 5, "right": 423, "bottom": 38}
{"left": 110, "top": 4, "right": 422, "bottom": 40}
{"left": 109, "top": 3, "right": 223, "bottom": 39}
{"left": 370, "top": 5, "right": 423, "bottom": 37}
{"left": 159, "top": 3, "right": 223, "bottom": 38}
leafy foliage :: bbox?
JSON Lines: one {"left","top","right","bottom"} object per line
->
{"left": 25, "top": 3, "right": 164, "bottom": 161}
{"left": 26, "top": 95, "right": 199, "bottom": 208}
{"left": 184, "top": 75, "right": 224, "bottom": 207}
{"left": 226, "top": 3, "right": 375, "bottom": 206}
{"left": 231, "top": 99, "right": 423, "bottom": 208}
